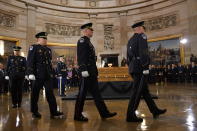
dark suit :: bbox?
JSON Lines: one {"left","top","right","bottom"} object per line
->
{"left": 27, "top": 44, "right": 58, "bottom": 115}
{"left": 74, "top": 36, "right": 110, "bottom": 118}
{"left": 0, "top": 69, "right": 5, "bottom": 93}
{"left": 126, "top": 33, "right": 159, "bottom": 118}
{"left": 191, "top": 66, "right": 197, "bottom": 83}
{"left": 6, "top": 55, "right": 26, "bottom": 106}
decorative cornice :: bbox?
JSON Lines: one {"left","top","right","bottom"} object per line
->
{"left": 15, "top": 0, "right": 186, "bottom": 14}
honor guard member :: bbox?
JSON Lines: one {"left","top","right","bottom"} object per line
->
{"left": 27, "top": 32, "right": 64, "bottom": 119}
{"left": 171, "top": 64, "right": 178, "bottom": 82}
{"left": 0, "top": 63, "right": 5, "bottom": 93}
{"left": 185, "top": 64, "right": 191, "bottom": 82}
{"left": 56, "top": 55, "right": 67, "bottom": 96}
{"left": 126, "top": 21, "right": 166, "bottom": 122}
{"left": 5, "top": 46, "right": 26, "bottom": 108}
{"left": 177, "top": 63, "right": 185, "bottom": 83}
{"left": 191, "top": 62, "right": 197, "bottom": 83}
{"left": 74, "top": 23, "right": 117, "bottom": 121}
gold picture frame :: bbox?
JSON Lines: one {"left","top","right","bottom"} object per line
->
{"left": 148, "top": 34, "right": 185, "bottom": 64}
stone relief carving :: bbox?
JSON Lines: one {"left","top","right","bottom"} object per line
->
{"left": 0, "top": 12, "right": 16, "bottom": 28}
{"left": 143, "top": 13, "right": 177, "bottom": 32}
{"left": 61, "top": 0, "right": 68, "bottom": 5}
{"left": 118, "top": 0, "right": 127, "bottom": 5}
{"left": 89, "top": 1, "right": 97, "bottom": 7}
{"left": 45, "top": 23, "right": 81, "bottom": 36}
{"left": 104, "top": 25, "right": 114, "bottom": 50}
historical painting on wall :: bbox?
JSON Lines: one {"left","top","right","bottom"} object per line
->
{"left": 49, "top": 46, "right": 77, "bottom": 67}
{"left": 148, "top": 37, "right": 181, "bottom": 65}
{"left": 0, "top": 40, "right": 16, "bottom": 65}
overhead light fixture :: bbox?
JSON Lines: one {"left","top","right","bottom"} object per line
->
{"left": 180, "top": 38, "right": 188, "bottom": 44}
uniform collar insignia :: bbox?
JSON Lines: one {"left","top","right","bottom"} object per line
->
{"left": 29, "top": 46, "right": 33, "bottom": 51}
{"left": 141, "top": 34, "right": 147, "bottom": 39}
{"left": 80, "top": 38, "right": 85, "bottom": 43}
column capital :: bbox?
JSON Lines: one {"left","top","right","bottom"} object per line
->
{"left": 25, "top": 3, "right": 37, "bottom": 10}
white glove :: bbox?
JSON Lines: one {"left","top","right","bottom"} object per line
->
{"left": 143, "top": 70, "right": 149, "bottom": 75}
{"left": 25, "top": 75, "right": 29, "bottom": 80}
{"left": 5, "top": 76, "right": 9, "bottom": 80}
{"left": 81, "top": 71, "right": 89, "bottom": 77}
{"left": 29, "top": 74, "right": 36, "bottom": 80}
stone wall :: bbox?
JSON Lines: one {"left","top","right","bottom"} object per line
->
{"left": 0, "top": 0, "right": 196, "bottom": 65}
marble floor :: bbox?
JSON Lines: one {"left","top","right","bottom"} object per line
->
{"left": 0, "top": 83, "right": 197, "bottom": 131}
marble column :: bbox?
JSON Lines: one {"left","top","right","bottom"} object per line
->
{"left": 26, "top": 4, "right": 37, "bottom": 52}
{"left": 119, "top": 11, "right": 128, "bottom": 61}
{"left": 89, "top": 13, "right": 98, "bottom": 50}
{"left": 186, "top": 0, "right": 197, "bottom": 63}
{"left": 89, "top": 13, "right": 102, "bottom": 66}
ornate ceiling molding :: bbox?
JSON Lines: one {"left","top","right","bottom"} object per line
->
{"left": 14, "top": 0, "right": 186, "bottom": 14}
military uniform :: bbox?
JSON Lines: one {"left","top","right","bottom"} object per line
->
{"left": 166, "top": 66, "right": 173, "bottom": 82}
{"left": 74, "top": 23, "right": 116, "bottom": 121}
{"left": 72, "top": 67, "right": 80, "bottom": 87}
{"left": 148, "top": 66, "right": 157, "bottom": 84}
{"left": 177, "top": 65, "right": 185, "bottom": 83}
{"left": 126, "top": 21, "right": 166, "bottom": 122}
{"left": 6, "top": 46, "right": 26, "bottom": 108}
{"left": 56, "top": 58, "right": 67, "bottom": 96}
{"left": 185, "top": 65, "right": 191, "bottom": 82}
{"left": 191, "top": 65, "right": 197, "bottom": 83}
{"left": 171, "top": 65, "right": 178, "bottom": 83}
{"left": 27, "top": 32, "right": 63, "bottom": 118}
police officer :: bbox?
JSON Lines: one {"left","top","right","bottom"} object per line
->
{"left": 126, "top": 21, "right": 166, "bottom": 122}
{"left": 5, "top": 46, "right": 26, "bottom": 108}
{"left": 27, "top": 32, "right": 64, "bottom": 119}
{"left": 56, "top": 55, "right": 67, "bottom": 96}
{"left": 74, "top": 23, "right": 117, "bottom": 121}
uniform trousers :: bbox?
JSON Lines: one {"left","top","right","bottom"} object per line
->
{"left": 127, "top": 73, "right": 159, "bottom": 118}
{"left": 74, "top": 76, "right": 109, "bottom": 117}
{"left": 9, "top": 76, "right": 24, "bottom": 105}
{"left": 31, "top": 78, "right": 57, "bottom": 115}
{"left": 58, "top": 77, "right": 66, "bottom": 95}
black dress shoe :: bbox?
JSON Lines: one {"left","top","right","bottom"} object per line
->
{"left": 126, "top": 116, "right": 143, "bottom": 122}
{"left": 60, "top": 94, "right": 66, "bottom": 97}
{"left": 153, "top": 109, "right": 167, "bottom": 118}
{"left": 51, "top": 111, "right": 64, "bottom": 119}
{"left": 32, "top": 112, "right": 42, "bottom": 118}
{"left": 12, "top": 104, "right": 17, "bottom": 108}
{"left": 101, "top": 112, "right": 117, "bottom": 119}
{"left": 74, "top": 115, "right": 88, "bottom": 122}
{"left": 17, "top": 104, "right": 21, "bottom": 108}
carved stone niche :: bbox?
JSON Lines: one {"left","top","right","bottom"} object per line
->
{"left": 45, "top": 23, "right": 81, "bottom": 37}
{"left": 0, "top": 11, "right": 16, "bottom": 28}
{"left": 143, "top": 13, "right": 178, "bottom": 32}
{"left": 104, "top": 25, "right": 114, "bottom": 50}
